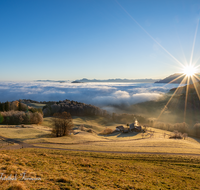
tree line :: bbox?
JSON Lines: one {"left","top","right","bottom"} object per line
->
{"left": 42, "top": 99, "right": 147, "bottom": 124}
{"left": 151, "top": 121, "right": 200, "bottom": 138}
{"left": 0, "top": 100, "right": 43, "bottom": 125}
{"left": 0, "top": 111, "right": 43, "bottom": 125}
{"left": 0, "top": 100, "right": 43, "bottom": 114}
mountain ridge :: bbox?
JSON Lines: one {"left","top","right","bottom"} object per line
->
{"left": 72, "top": 78, "right": 160, "bottom": 83}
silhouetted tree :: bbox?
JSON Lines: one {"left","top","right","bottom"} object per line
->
{"left": 0, "top": 103, "right": 3, "bottom": 111}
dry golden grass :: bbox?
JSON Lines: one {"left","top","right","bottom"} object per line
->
{"left": 7, "top": 181, "right": 27, "bottom": 190}
{"left": 0, "top": 128, "right": 51, "bottom": 141}
{"left": 33, "top": 138, "right": 200, "bottom": 154}
{"left": 72, "top": 116, "right": 119, "bottom": 132}
{"left": 41, "top": 117, "right": 53, "bottom": 128}
{"left": 0, "top": 116, "right": 200, "bottom": 155}
{"left": 0, "top": 149, "right": 200, "bottom": 189}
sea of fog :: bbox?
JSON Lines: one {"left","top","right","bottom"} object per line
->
{"left": 0, "top": 82, "right": 180, "bottom": 111}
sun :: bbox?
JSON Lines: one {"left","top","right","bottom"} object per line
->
{"left": 182, "top": 65, "right": 197, "bottom": 76}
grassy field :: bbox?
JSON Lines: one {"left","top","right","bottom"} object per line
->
{"left": 0, "top": 126, "right": 51, "bottom": 142}
{"left": 25, "top": 103, "right": 46, "bottom": 109}
{"left": 0, "top": 149, "right": 200, "bottom": 190}
{"left": 33, "top": 138, "right": 200, "bottom": 154}
{"left": 0, "top": 116, "right": 200, "bottom": 189}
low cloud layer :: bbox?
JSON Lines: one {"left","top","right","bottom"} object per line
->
{"left": 0, "top": 82, "right": 179, "bottom": 108}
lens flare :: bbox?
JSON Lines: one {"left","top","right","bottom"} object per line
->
{"left": 182, "top": 65, "right": 197, "bottom": 76}
{"left": 115, "top": 0, "right": 200, "bottom": 122}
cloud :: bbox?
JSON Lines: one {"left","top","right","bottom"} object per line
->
{"left": 0, "top": 82, "right": 179, "bottom": 109}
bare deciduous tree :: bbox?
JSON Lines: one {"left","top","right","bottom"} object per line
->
{"left": 52, "top": 112, "right": 73, "bottom": 137}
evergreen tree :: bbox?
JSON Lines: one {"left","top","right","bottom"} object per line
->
{"left": 0, "top": 102, "right": 2, "bottom": 111}
{"left": 0, "top": 103, "right": 5, "bottom": 112}
{"left": 5, "top": 101, "right": 10, "bottom": 111}
{"left": 2, "top": 103, "right": 5, "bottom": 111}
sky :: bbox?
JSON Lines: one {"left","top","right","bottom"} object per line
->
{"left": 1, "top": 0, "right": 200, "bottom": 81}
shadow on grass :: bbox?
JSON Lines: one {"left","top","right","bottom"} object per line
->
{"left": 5, "top": 133, "right": 53, "bottom": 142}
{"left": 98, "top": 131, "right": 139, "bottom": 138}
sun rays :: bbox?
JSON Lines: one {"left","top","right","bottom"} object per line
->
{"left": 116, "top": 1, "right": 200, "bottom": 122}
{"left": 157, "top": 49, "right": 200, "bottom": 122}
{"left": 182, "top": 65, "right": 197, "bottom": 77}
{"left": 157, "top": 66, "right": 200, "bottom": 122}
{"left": 157, "top": 16, "right": 200, "bottom": 122}
{"left": 157, "top": 28, "right": 200, "bottom": 122}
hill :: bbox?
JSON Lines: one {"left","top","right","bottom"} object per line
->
{"left": 155, "top": 73, "right": 200, "bottom": 84}
{"left": 129, "top": 81, "right": 200, "bottom": 125}
{"left": 155, "top": 73, "right": 186, "bottom": 84}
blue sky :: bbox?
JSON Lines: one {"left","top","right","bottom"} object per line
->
{"left": 0, "top": 0, "right": 200, "bottom": 81}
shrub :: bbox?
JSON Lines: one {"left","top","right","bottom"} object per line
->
{"left": 169, "top": 131, "right": 183, "bottom": 139}
{"left": 99, "top": 128, "right": 113, "bottom": 135}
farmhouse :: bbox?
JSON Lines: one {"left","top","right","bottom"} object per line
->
{"left": 116, "top": 126, "right": 124, "bottom": 132}
{"left": 115, "top": 120, "right": 142, "bottom": 133}
{"left": 130, "top": 120, "right": 142, "bottom": 132}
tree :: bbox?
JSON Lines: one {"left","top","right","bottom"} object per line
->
{"left": 0, "top": 113, "right": 3, "bottom": 123}
{"left": 182, "top": 133, "right": 188, "bottom": 140}
{"left": 5, "top": 101, "right": 10, "bottom": 111}
{"left": 52, "top": 112, "right": 73, "bottom": 137}
{"left": 18, "top": 101, "right": 22, "bottom": 111}
{"left": 0, "top": 103, "right": 3, "bottom": 111}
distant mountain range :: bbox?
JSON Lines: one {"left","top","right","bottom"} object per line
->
{"left": 36, "top": 74, "right": 200, "bottom": 84}
{"left": 155, "top": 73, "right": 200, "bottom": 84}
{"left": 36, "top": 80, "right": 71, "bottom": 83}
{"left": 72, "top": 78, "right": 160, "bottom": 83}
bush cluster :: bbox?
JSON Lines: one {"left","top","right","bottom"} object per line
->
{"left": 99, "top": 128, "right": 113, "bottom": 135}
{"left": 152, "top": 121, "right": 200, "bottom": 138}
{"left": 169, "top": 130, "right": 188, "bottom": 139}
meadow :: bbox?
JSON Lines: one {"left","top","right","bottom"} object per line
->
{"left": 0, "top": 149, "right": 200, "bottom": 190}
{"left": 0, "top": 114, "right": 200, "bottom": 189}
{"left": 0, "top": 116, "right": 200, "bottom": 155}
